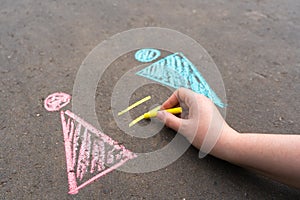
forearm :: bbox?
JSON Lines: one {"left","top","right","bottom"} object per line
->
{"left": 210, "top": 127, "right": 300, "bottom": 188}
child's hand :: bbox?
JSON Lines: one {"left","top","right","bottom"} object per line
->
{"left": 157, "top": 88, "right": 300, "bottom": 189}
{"left": 156, "top": 88, "right": 230, "bottom": 154}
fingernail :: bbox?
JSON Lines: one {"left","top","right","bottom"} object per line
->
{"left": 156, "top": 111, "right": 165, "bottom": 120}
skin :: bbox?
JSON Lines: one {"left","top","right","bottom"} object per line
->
{"left": 156, "top": 88, "right": 300, "bottom": 189}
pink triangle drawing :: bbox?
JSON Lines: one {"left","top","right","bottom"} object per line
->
{"left": 44, "top": 92, "right": 137, "bottom": 194}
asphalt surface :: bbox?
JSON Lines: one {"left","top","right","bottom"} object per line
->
{"left": 0, "top": 0, "right": 300, "bottom": 199}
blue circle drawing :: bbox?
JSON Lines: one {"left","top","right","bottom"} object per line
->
{"left": 135, "top": 48, "right": 161, "bottom": 62}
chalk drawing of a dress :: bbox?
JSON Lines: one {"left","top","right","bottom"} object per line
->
{"left": 135, "top": 50, "right": 225, "bottom": 108}
{"left": 44, "top": 93, "right": 136, "bottom": 194}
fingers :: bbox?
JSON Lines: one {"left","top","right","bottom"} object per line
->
{"left": 161, "top": 88, "right": 195, "bottom": 109}
{"left": 156, "top": 110, "right": 184, "bottom": 132}
{"left": 177, "top": 88, "right": 199, "bottom": 108}
{"left": 161, "top": 91, "right": 180, "bottom": 110}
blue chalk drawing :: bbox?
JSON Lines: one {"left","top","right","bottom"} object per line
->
{"left": 135, "top": 48, "right": 161, "bottom": 63}
{"left": 136, "top": 52, "right": 225, "bottom": 108}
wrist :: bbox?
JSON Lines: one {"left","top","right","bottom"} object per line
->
{"left": 210, "top": 123, "right": 239, "bottom": 162}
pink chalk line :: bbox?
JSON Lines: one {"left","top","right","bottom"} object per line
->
{"left": 44, "top": 92, "right": 137, "bottom": 194}
{"left": 44, "top": 92, "right": 71, "bottom": 112}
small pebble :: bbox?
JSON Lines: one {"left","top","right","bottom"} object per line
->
{"left": 103, "top": 189, "right": 109, "bottom": 194}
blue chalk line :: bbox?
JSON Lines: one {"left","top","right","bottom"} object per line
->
{"left": 135, "top": 48, "right": 161, "bottom": 63}
{"left": 135, "top": 51, "right": 226, "bottom": 108}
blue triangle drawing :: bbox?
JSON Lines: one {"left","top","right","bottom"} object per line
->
{"left": 136, "top": 52, "right": 225, "bottom": 108}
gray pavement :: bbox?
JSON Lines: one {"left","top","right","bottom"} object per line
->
{"left": 0, "top": 0, "right": 300, "bottom": 199}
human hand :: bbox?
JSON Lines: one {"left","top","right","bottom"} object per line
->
{"left": 156, "top": 89, "right": 300, "bottom": 188}
{"left": 156, "top": 88, "right": 231, "bottom": 157}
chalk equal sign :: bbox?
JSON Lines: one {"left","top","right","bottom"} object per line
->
{"left": 60, "top": 110, "right": 136, "bottom": 194}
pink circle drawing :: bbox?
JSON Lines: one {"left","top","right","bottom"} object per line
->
{"left": 44, "top": 92, "right": 71, "bottom": 111}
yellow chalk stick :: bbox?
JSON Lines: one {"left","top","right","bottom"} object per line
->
{"left": 129, "top": 105, "right": 161, "bottom": 127}
{"left": 143, "top": 107, "right": 182, "bottom": 119}
{"left": 129, "top": 106, "right": 182, "bottom": 127}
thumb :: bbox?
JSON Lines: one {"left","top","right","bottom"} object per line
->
{"left": 156, "top": 111, "right": 182, "bottom": 132}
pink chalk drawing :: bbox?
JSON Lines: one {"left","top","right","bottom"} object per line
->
{"left": 44, "top": 92, "right": 71, "bottom": 112}
{"left": 44, "top": 92, "right": 136, "bottom": 194}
